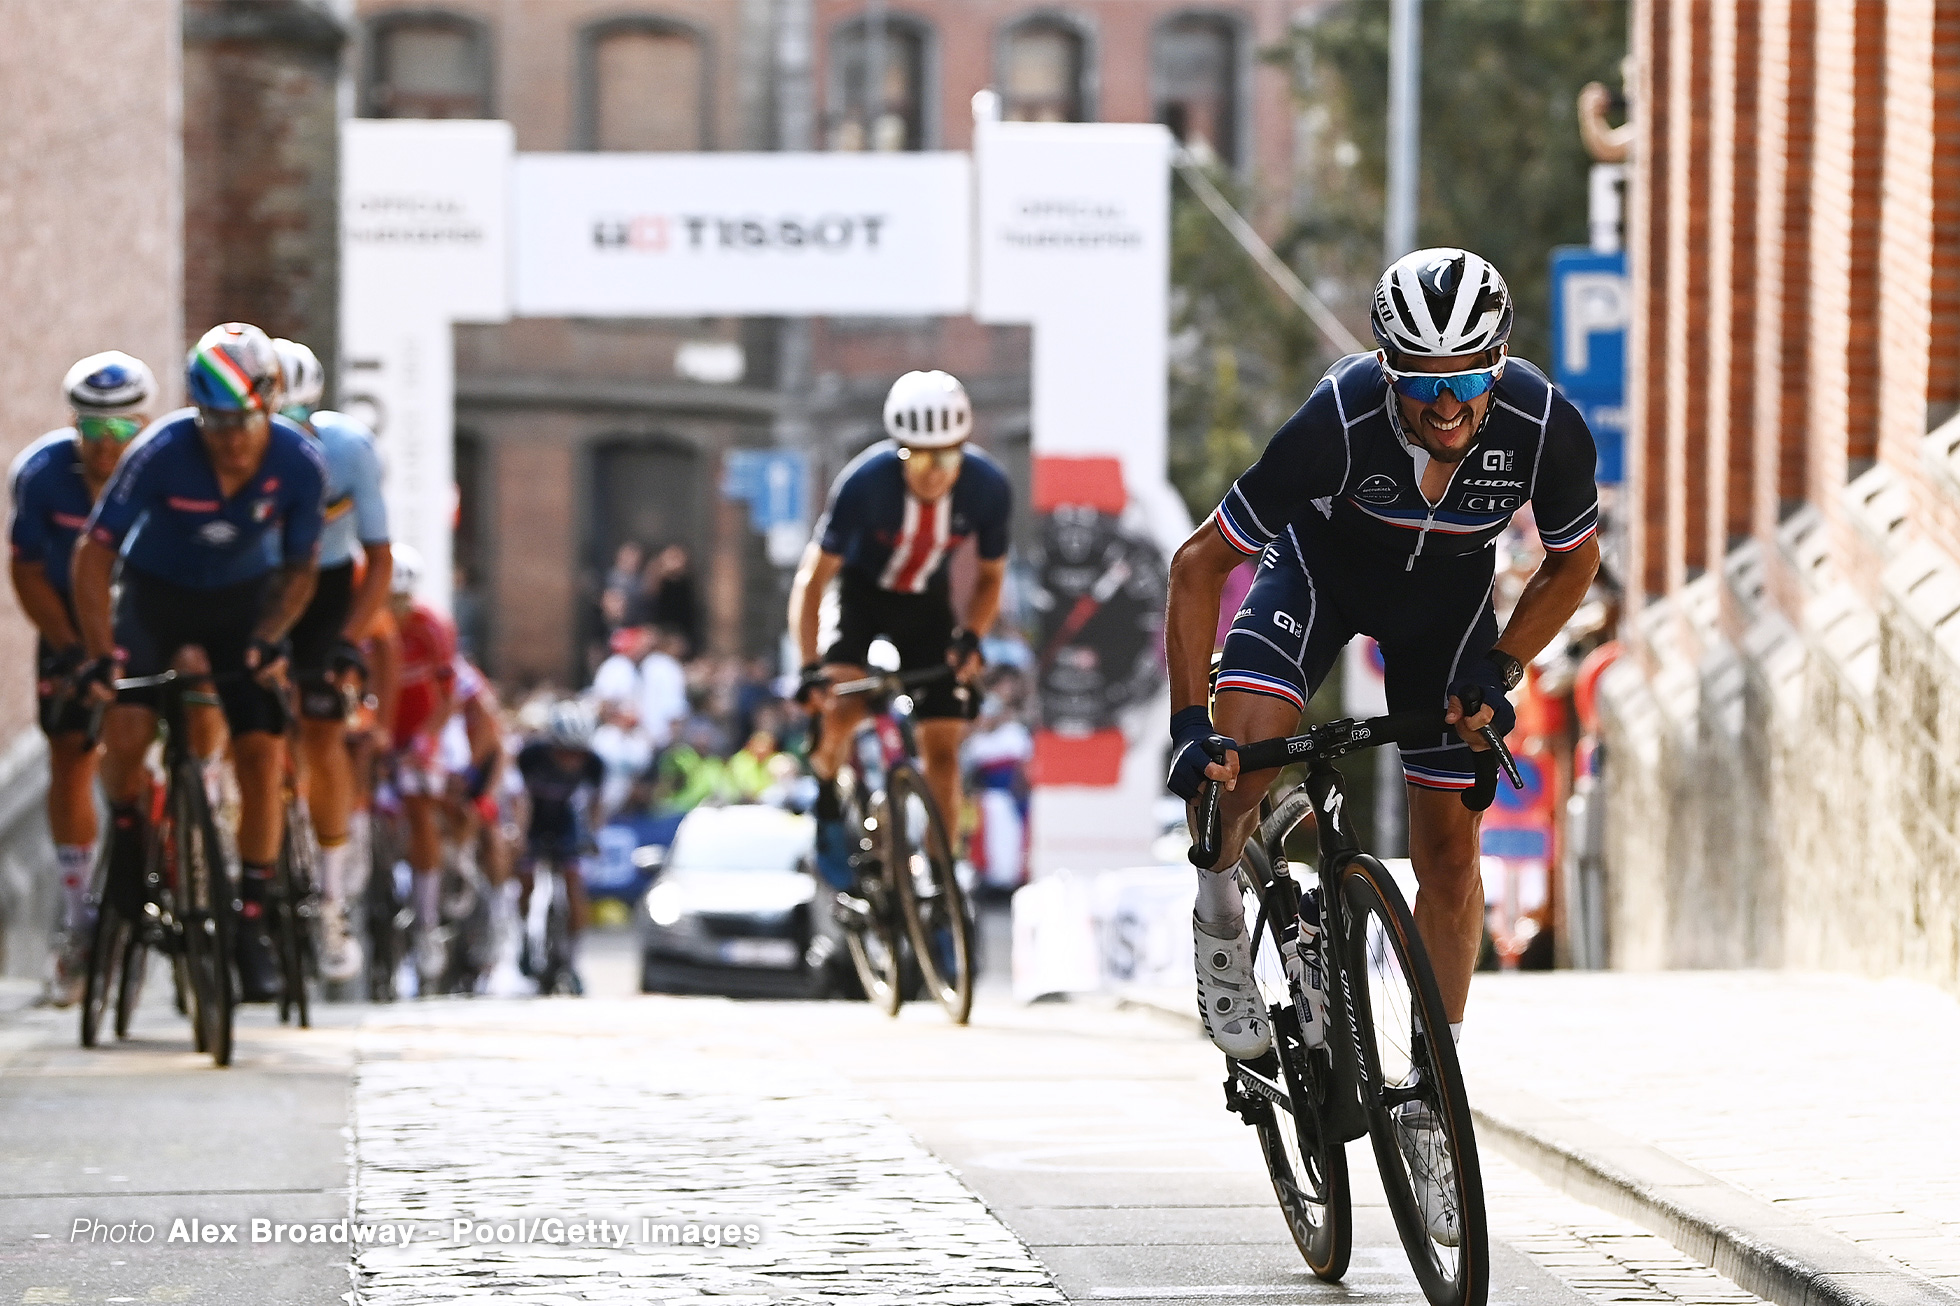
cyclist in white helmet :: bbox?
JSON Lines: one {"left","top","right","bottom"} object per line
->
{"left": 9, "top": 351, "right": 156, "bottom": 1003}
{"left": 271, "top": 337, "right": 392, "bottom": 985}
{"left": 788, "top": 370, "right": 1011, "bottom": 896}
{"left": 1166, "top": 249, "right": 1601, "bottom": 1246}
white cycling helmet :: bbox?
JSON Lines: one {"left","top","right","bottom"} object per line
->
{"left": 272, "top": 338, "right": 325, "bottom": 415}
{"left": 64, "top": 351, "right": 156, "bottom": 417}
{"left": 544, "top": 700, "right": 595, "bottom": 750}
{"left": 882, "top": 370, "right": 972, "bottom": 449}
{"left": 1371, "top": 248, "right": 1514, "bottom": 360}
{"left": 390, "top": 543, "right": 423, "bottom": 597}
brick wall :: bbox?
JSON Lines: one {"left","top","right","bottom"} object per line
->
{"left": 182, "top": 1, "right": 343, "bottom": 379}
{"left": 1604, "top": 0, "right": 1960, "bottom": 988}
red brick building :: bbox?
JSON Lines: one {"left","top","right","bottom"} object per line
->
{"left": 1605, "top": 0, "right": 1960, "bottom": 984}
{"left": 349, "top": 0, "right": 1297, "bottom": 683}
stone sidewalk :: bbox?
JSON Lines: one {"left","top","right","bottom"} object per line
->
{"left": 1456, "top": 972, "right": 1960, "bottom": 1305}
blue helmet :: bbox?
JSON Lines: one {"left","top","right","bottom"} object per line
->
{"left": 185, "top": 322, "right": 280, "bottom": 412}
{"left": 63, "top": 351, "right": 156, "bottom": 417}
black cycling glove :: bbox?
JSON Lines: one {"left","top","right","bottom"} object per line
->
{"left": 329, "top": 638, "right": 368, "bottom": 682}
{"left": 247, "top": 637, "right": 291, "bottom": 674}
{"left": 1448, "top": 652, "right": 1517, "bottom": 741}
{"left": 74, "top": 655, "right": 118, "bottom": 698}
{"left": 794, "top": 662, "right": 830, "bottom": 707}
{"left": 947, "top": 627, "right": 983, "bottom": 670}
{"left": 1167, "top": 705, "right": 1237, "bottom": 802}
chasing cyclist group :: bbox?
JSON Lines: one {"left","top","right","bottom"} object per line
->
{"left": 14, "top": 322, "right": 595, "bottom": 1008}
{"left": 13, "top": 247, "right": 1599, "bottom": 1087}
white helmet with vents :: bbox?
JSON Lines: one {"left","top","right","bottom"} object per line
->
{"left": 272, "top": 338, "right": 326, "bottom": 414}
{"left": 882, "top": 370, "right": 973, "bottom": 449}
{"left": 1370, "top": 248, "right": 1514, "bottom": 360}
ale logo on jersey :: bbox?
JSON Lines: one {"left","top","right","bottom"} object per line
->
{"left": 1355, "top": 474, "right": 1400, "bottom": 504}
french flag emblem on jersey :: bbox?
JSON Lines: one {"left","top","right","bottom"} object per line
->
{"left": 880, "top": 494, "right": 951, "bottom": 593}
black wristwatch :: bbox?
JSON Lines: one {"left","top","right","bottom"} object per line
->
{"left": 1485, "top": 649, "right": 1525, "bottom": 692}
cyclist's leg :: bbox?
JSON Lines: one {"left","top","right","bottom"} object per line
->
{"left": 1204, "top": 533, "right": 1354, "bottom": 877}
{"left": 890, "top": 592, "right": 973, "bottom": 839}
{"left": 43, "top": 712, "right": 100, "bottom": 1001}
{"left": 1372, "top": 550, "right": 1500, "bottom": 1027}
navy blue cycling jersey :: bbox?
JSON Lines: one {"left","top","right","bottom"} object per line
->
{"left": 816, "top": 440, "right": 1012, "bottom": 594}
{"left": 1212, "top": 352, "right": 1600, "bottom": 568}
{"left": 86, "top": 408, "right": 326, "bottom": 588}
{"left": 9, "top": 430, "right": 96, "bottom": 599}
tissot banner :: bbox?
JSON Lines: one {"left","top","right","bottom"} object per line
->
{"left": 512, "top": 152, "right": 972, "bottom": 317}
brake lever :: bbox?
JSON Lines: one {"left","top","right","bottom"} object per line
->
{"left": 1477, "top": 725, "right": 1525, "bottom": 791}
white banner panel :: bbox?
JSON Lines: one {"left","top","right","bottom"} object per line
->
{"left": 513, "top": 152, "right": 972, "bottom": 316}
{"left": 342, "top": 119, "right": 512, "bottom": 327}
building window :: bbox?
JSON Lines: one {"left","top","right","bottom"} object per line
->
{"left": 1000, "top": 16, "right": 1089, "bottom": 123}
{"left": 364, "top": 11, "right": 492, "bottom": 119}
{"left": 1152, "top": 13, "right": 1240, "bottom": 166}
{"left": 579, "top": 17, "right": 712, "bottom": 151}
{"left": 828, "top": 14, "right": 932, "bottom": 151}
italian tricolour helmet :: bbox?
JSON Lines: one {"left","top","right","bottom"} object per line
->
{"left": 185, "top": 322, "right": 280, "bottom": 413}
{"left": 63, "top": 351, "right": 156, "bottom": 417}
{"left": 272, "top": 338, "right": 326, "bottom": 416}
{"left": 883, "top": 370, "right": 972, "bottom": 449}
{"left": 1370, "top": 248, "right": 1514, "bottom": 360}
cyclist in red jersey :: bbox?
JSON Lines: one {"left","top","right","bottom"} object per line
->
{"left": 384, "top": 544, "right": 459, "bottom": 986}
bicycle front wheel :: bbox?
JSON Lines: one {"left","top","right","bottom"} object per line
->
{"left": 274, "top": 804, "right": 314, "bottom": 1027}
{"left": 1338, "top": 855, "right": 1487, "bottom": 1306}
{"left": 1236, "top": 851, "right": 1350, "bottom": 1280}
{"left": 838, "top": 773, "right": 903, "bottom": 1016}
{"left": 80, "top": 897, "right": 129, "bottom": 1049}
{"left": 885, "top": 766, "right": 972, "bottom": 1024}
{"left": 177, "top": 766, "right": 235, "bottom": 1068}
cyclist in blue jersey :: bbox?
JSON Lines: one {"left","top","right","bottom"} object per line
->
{"left": 71, "top": 322, "right": 329, "bottom": 1004}
{"left": 271, "top": 337, "right": 392, "bottom": 985}
{"left": 1165, "top": 250, "right": 1600, "bottom": 1241}
{"left": 789, "top": 370, "right": 1012, "bottom": 894}
{"left": 9, "top": 352, "right": 156, "bottom": 1004}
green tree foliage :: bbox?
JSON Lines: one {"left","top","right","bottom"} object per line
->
{"left": 1166, "top": 1, "right": 1627, "bottom": 522}
{"left": 1297, "top": 0, "right": 1629, "bottom": 367}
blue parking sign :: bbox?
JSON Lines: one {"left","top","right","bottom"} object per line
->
{"left": 1549, "top": 248, "right": 1628, "bottom": 485}
{"left": 722, "top": 449, "right": 809, "bottom": 531}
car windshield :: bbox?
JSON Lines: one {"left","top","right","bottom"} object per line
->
{"left": 666, "top": 813, "right": 810, "bottom": 873}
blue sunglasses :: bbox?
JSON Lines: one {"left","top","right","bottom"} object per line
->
{"left": 1384, "top": 362, "right": 1503, "bottom": 404}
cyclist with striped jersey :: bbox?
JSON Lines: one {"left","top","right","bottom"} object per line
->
{"left": 789, "top": 370, "right": 1011, "bottom": 895}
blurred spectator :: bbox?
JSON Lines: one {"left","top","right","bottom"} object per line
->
{"left": 964, "top": 670, "right": 1033, "bottom": 894}
{"left": 600, "top": 540, "right": 644, "bottom": 632}
{"left": 591, "top": 624, "right": 653, "bottom": 712}
{"left": 637, "top": 544, "right": 702, "bottom": 655}
{"left": 639, "top": 627, "right": 688, "bottom": 750}
{"left": 650, "top": 715, "right": 729, "bottom": 813}
{"left": 726, "top": 729, "right": 798, "bottom": 804}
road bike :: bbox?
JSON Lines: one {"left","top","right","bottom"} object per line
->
{"left": 1192, "top": 692, "right": 1521, "bottom": 1306}
{"left": 522, "top": 849, "right": 581, "bottom": 996}
{"left": 824, "top": 665, "right": 975, "bottom": 1024}
{"left": 81, "top": 670, "right": 241, "bottom": 1067}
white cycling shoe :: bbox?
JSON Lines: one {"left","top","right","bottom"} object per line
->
{"left": 1395, "top": 1101, "right": 1461, "bottom": 1247}
{"left": 319, "top": 904, "right": 364, "bottom": 984}
{"left": 1193, "top": 915, "right": 1271, "bottom": 1059}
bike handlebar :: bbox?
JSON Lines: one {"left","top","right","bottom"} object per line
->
{"left": 828, "top": 664, "right": 956, "bottom": 698}
{"left": 1185, "top": 704, "right": 1522, "bottom": 868}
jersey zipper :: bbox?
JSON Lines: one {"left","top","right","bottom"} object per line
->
{"left": 1406, "top": 459, "right": 1468, "bottom": 572}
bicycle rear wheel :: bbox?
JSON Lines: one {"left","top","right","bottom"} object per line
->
{"left": 176, "top": 765, "right": 235, "bottom": 1068}
{"left": 1236, "top": 851, "right": 1351, "bottom": 1280}
{"left": 1338, "top": 855, "right": 1486, "bottom": 1306}
{"left": 80, "top": 898, "right": 129, "bottom": 1049}
{"left": 274, "top": 801, "right": 314, "bottom": 1027}
{"left": 885, "top": 765, "right": 972, "bottom": 1024}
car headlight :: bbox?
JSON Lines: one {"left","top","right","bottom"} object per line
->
{"left": 645, "top": 882, "right": 687, "bottom": 928}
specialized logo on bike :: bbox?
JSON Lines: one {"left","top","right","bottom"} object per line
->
{"left": 1355, "top": 474, "right": 1399, "bottom": 505}
{"left": 198, "top": 521, "right": 239, "bottom": 545}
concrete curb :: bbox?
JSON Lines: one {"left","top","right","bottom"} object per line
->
{"left": 1471, "top": 1084, "right": 1959, "bottom": 1306}
{"left": 1108, "top": 988, "right": 1956, "bottom": 1306}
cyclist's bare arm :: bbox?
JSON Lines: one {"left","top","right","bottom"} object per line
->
{"left": 343, "top": 541, "right": 392, "bottom": 645}
{"left": 788, "top": 543, "right": 844, "bottom": 666}
{"left": 1165, "top": 522, "right": 1246, "bottom": 787}
{"left": 9, "top": 559, "right": 80, "bottom": 648}
{"left": 252, "top": 557, "right": 319, "bottom": 646}
{"left": 964, "top": 556, "right": 1006, "bottom": 638}
{"left": 70, "top": 536, "right": 118, "bottom": 661}
{"left": 1491, "top": 536, "right": 1600, "bottom": 666}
